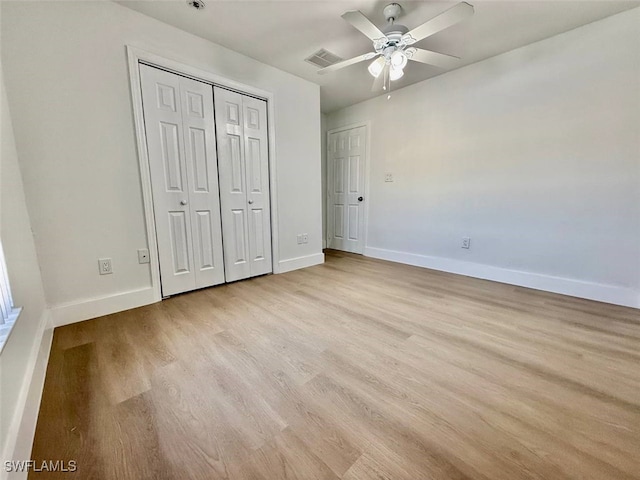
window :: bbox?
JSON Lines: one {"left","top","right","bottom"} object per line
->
{"left": 0, "top": 241, "right": 21, "bottom": 353}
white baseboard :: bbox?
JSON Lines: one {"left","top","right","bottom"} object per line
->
{"left": 278, "top": 253, "right": 325, "bottom": 274}
{"left": 1, "top": 310, "right": 53, "bottom": 480}
{"left": 51, "top": 287, "right": 157, "bottom": 327}
{"left": 364, "top": 247, "right": 639, "bottom": 309}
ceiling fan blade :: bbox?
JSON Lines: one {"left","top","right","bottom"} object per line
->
{"left": 403, "top": 2, "right": 474, "bottom": 45}
{"left": 408, "top": 48, "right": 460, "bottom": 69}
{"left": 318, "top": 52, "right": 377, "bottom": 75}
{"left": 342, "top": 10, "right": 386, "bottom": 42}
{"left": 371, "top": 64, "right": 389, "bottom": 92}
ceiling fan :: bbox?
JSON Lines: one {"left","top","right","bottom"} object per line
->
{"left": 318, "top": 2, "right": 474, "bottom": 94}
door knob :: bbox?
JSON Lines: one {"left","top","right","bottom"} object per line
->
{"left": 248, "top": 199, "right": 254, "bottom": 204}
{"left": 180, "top": 200, "right": 188, "bottom": 206}
{"left": 358, "top": 196, "right": 364, "bottom": 202}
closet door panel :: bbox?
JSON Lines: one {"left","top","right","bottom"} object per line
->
{"left": 140, "top": 65, "right": 196, "bottom": 296}
{"left": 214, "top": 87, "right": 251, "bottom": 282}
{"left": 180, "top": 77, "right": 225, "bottom": 288}
{"left": 242, "top": 96, "right": 272, "bottom": 277}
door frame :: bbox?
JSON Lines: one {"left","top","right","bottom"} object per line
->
{"left": 127, "top": 45, "right": 280, "bottom": 301}
{"left": 326, "top": 121, "right": 371, "bottom": 254}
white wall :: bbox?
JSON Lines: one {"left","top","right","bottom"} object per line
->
{"left": 0, "top": 67, "right": 51, "bottom": 470}
{"left": 1, "top": 1, "right": 322, "bottom": 324}
{"left": 327, "top": 8, "right": 640, "bottom": 307}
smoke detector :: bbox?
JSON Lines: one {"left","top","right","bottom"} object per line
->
{"left": 187, "top": 0, "right": 205, "bottom": 10}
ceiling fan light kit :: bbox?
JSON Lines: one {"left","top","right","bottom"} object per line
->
{"left": 389, "top": 66, "right": 404, "bottom": 81}
{"left": 317, "top": 2, "right": 474, "bottom": 97}
{"left": 390, "top": 50, "right": 408, "bottom": 69}
{"left": 367, "top": 57, "right": 386, "bottom": 78}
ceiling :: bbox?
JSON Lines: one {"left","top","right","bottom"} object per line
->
{"left": 118, "top": 0, "right": 639, "bottom": 113}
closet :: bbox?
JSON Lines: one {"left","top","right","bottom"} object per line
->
{"left": 139, "top": 65, "right": 272, "bottom": 296}
{"left": 214, "top": 87, "right": 272, "bottom": 282}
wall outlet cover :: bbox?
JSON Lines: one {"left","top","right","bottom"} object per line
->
{"left": 98, "top": 258, "right": 113, "bottom": 275}
{"left": 138, "top": 248, "right": 150, "bottom": 264}
{"left": 385, "top": 173, "right": 394, "bottom": 182}
{"left": 462, "top": 237, "right": 471, "bottom": 249}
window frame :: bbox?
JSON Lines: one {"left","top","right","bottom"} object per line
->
{"left": 0, "top": 241, "right": 22, "bottom": 354}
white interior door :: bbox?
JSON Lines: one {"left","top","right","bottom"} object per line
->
{"left": 327, "top": 126, "right": 367, "bottom": 254}
{"left": 140, "top": 65, "right": 225, "bottom": 296}
{"left": 214, "top": 87, "right": 272, "bottom": 282}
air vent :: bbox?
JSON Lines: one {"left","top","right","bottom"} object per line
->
{"left": 305, "top": 49, "right": 343, "bottom": 68}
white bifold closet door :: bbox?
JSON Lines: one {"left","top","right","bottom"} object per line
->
{"left": 140, "top": 65, "right": 225, "bottom": 296}
{"left": 214, "top": 87, "right": 272, "bottom": 282}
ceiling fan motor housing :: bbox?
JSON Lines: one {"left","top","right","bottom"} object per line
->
{"left": 375, "top": 23, "right": 409, "bottom": 54}
{"left": 382, "top": 24, "right": 409, "bottom": 40}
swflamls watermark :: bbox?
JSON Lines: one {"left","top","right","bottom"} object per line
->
{"left": 4, "top": 460, "right": 77, "bottom": 473}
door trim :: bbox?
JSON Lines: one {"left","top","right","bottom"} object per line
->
{"left": 126, "top": 45, "right": 280, "bottom": 302}
{"left": 326, "top": 122, "right": 372, "bottom": 254}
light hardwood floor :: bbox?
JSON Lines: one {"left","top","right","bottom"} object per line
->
{"left": 30, "top": 250, "right": 640, "bottom": 479}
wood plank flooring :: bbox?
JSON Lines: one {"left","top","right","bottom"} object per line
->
{"left": 30, "top": 250, "right": 640, "bottom": 479}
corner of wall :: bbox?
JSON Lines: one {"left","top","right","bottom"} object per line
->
{"left": 1, "top": 62, "right": 53, "bottom": 471}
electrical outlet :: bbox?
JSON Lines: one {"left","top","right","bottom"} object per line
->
{"left": 302, "top": 233, "right": 309, "bottom": 244}
{"left": 138, "top": 248, "right": 150, "bottom": 264}
{"left": 98, "top": 258, "right": 112, "bottom": 275}
{"left": 297, "top": 234, "right": 303, "bottom": 245}
{"left": 462, "top": 237, "right": 471, "bottom": 249}
{"left": 385, "top": 173, "right": 394, "bottom": 182}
